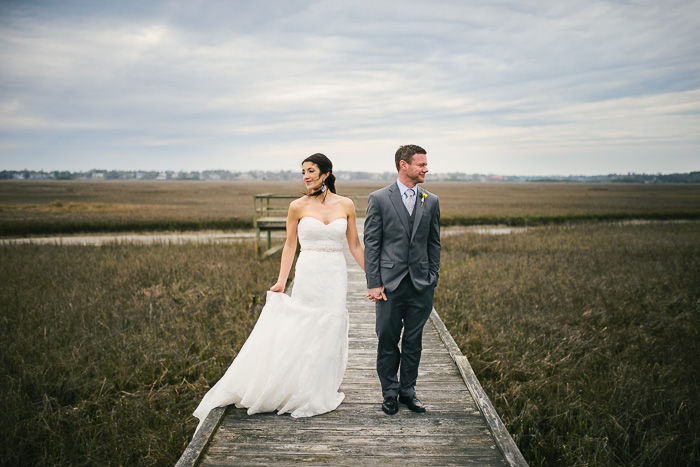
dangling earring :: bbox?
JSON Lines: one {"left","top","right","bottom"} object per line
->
{"left": 320, "top": 179, "right": 327, "bottom": 192}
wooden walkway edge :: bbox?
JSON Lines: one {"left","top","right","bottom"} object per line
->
{"left": 428, "top": 311, "right": 528, "bottom": 466}
{"left": 177, "top": 221, "right": 527, "bottom": 466}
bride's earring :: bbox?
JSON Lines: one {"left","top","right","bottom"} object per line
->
{"left": 320, "top": 179, "right": 327, "bottom": 192}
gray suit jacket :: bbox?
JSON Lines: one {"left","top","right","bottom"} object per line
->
{"left": 364, "top": 182, "right": 440, "bottom": 293}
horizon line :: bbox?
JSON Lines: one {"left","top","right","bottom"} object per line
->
{"left": 3, "top": 168, "right": 699, "bottom": 178}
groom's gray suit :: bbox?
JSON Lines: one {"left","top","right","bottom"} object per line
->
{"left": 364, "top": 182, "right": 440, "bottom": 398}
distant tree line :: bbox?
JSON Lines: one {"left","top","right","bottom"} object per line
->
{"left": 1, "top": 169, "right": 698, "bottom": 183}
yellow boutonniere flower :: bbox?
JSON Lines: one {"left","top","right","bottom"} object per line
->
{"left": 420, "top": 192, "right": 428, "bottom": 207}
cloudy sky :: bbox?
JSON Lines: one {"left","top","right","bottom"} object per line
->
{"left": 1, "top": 0, "right": 698, "bottom": 176}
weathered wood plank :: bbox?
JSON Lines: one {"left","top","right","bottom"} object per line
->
{"left": 175, "top": 407, "right": 226, "bottom": 467}
{"left": 429, "top": 310, "right": 529, "bottom": 466}
{"left": 200, "top": 454, "right": 504, "bottom": 466}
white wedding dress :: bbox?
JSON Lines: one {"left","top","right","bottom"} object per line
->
{"left": 193, "top": 217, "right": 349, "bottom": 431}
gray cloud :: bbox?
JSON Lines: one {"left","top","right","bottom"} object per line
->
{"left": 1, "top": 0, "right": 698, "bottom": 174}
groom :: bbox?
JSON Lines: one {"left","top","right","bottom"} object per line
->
{"left": 364, "top": 144, "right": 441, "bottom": 415}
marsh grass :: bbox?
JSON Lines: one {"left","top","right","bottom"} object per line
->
{"left": 3, "top": 181, "right": 700, "bottom": 466}
{"left": 0, "top": 242, "right": 280, "bottom": 466}
{"left": 2, "top": 181, "right": 699, "bottom": 236}
{"left": 0, "top": 181, "right": 271, "bottom": 235}
{"left": 435, "top": 222, "right": 700, "bottom": 466}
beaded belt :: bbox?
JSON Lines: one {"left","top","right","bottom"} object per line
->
{"left": 301, "top": 246, "right": 343, "bottom": 253}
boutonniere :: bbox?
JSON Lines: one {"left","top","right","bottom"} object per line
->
{"left": 420, "top": 192, "right": 428, "bottom": 207}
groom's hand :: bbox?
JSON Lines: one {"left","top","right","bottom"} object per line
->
{"left": 366, "top": 286, "right": 387, "bottom": 302}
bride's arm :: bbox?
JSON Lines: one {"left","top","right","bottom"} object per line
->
{"left": 270, "top": 201, "right": 302, "bottom": 292}
{"left": 344, "top": 198, "right": 365, "bottom": 271}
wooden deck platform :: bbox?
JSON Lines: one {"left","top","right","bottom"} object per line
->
{"left": 177, "top": 221, "right": 527, "bottom": 466}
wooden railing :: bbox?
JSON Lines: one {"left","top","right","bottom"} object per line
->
{"left": 253, "top": 194, "right": 295, "bottom": 257}
{"left": 253, "top": 193, "right": 367, "bottom": 257}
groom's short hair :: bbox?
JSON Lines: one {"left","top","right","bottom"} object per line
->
{"left": 395, "top": 144, "right": 426, "bottom": 171}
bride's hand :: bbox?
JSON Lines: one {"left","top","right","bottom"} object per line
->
{"left": 366, "top": 286, "right": 386, "bottom": 301}
{"left": 270, "top": 281, "right": 285, "bottom": 293}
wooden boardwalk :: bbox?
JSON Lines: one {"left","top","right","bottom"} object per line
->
{"left": 178, "top": 221, "right": 527, "bottom": 466}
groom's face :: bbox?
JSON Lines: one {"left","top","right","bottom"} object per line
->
{"left": 404, "top": 153, "right": 429, "bottom": 184}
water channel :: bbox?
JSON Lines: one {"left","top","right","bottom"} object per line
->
{"left": 1, "top": 225, "right": 528, "bottom": 246}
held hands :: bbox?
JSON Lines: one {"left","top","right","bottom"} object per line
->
{"left": 365, "top": 286, "right": 387, "bottom": 302}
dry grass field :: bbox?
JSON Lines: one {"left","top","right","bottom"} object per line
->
{"left": 0, "top": 242, "right": 280, "bottom": 466}
{"left": 1, "top": 181, "right": 699, "bottom": 466}
{"left": 2, "top": 180, "right": 699, "bottom": 235}
{"left": 436, "top": 221, "right": 700, "bottom": 466}
{"left": 429, "top": 182, "right": 700, "bottom": 225}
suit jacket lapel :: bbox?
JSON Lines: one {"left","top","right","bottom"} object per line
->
{"left": 411, "top": 187, "right": 425, "bottom": 240}
{"left": 389, "top": 183, "right": 411, "bottom": 236}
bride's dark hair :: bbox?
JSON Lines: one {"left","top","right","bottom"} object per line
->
{"left": 303, "top": 153, "right": 336, "bottom": 197}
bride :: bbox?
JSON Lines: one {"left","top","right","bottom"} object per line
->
{"left": 193, "top": 153, "right": 365, "bottom": 431}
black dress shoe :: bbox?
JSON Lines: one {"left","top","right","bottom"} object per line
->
{"left": 382, "top": 396, "right": 398, "bottom": 415}
{"left": 398, "top": 395, "right": 426, "bottom": 413}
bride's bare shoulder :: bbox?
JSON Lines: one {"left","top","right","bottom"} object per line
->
{"left": 333, "top": 195, "right": 356, "bottom": 215}
{"left": 339, "top": 195, "right": 355, "bottom": 207}
{"left": 289, "top": 196, "right": 307, "bottom": 207}
{"left": 287, "top": 197, "right": 308, "bottom": 216}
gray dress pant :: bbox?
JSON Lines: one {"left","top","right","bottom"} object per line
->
{"left": 375, "top": 274, "right": 435, "bottom": 398}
